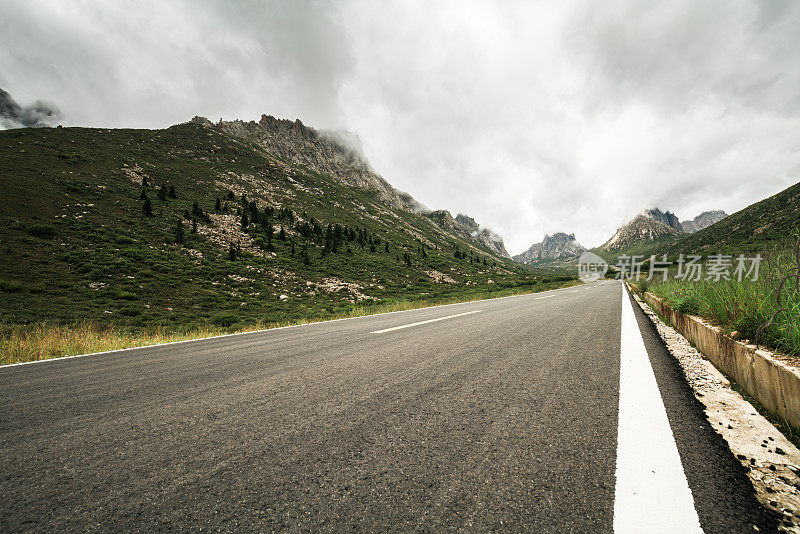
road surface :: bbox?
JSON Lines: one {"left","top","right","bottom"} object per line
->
{"left": 0, "top": 281, "right": 778, "bottom": 532}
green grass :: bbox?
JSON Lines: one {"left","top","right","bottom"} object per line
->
{"left": 645, "top": 239, "right": 800, "bottom": 356}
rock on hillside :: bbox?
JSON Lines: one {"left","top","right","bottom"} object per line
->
{"left": 680, "top": 210, "right": 728, "bottom": 233}
{"left": 513, "top": 232, "right": 586, "bottom": 264}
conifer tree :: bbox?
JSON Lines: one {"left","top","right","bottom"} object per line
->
{"left": 215, "top": 197, "right": 221, "bottom": 212}
{"left": 142, "top": 176, "right": 148, "bottom": 188}
{"left": 241, "top": 212, "right": 249, "bottom": 229}
{"left": 169, "top": 185, "right": 177, "bottom": 198}
{"left": 175, "top": 220, "right": 184, "bottom": 244}
{"left": 192, "top": 218, "right": 197, "bottom": 233}
{"left": 384, "top": 241, "right": 389, "bottom": 253}
{"left": 158, "top": 185, "right": 167, "bottom": 201}
{"left": 140, "top": 189, "right": 148, "bottom": 200}
{"left": 279, "top": 227, "right": 286, "bottom": 240}
{"left": 142, "top": 197, "right": 152, "bottom": 216}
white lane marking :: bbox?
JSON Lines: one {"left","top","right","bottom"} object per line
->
{"left": 370, "top": 310, "right": 482, "bottom": 334}
{"left": 1, "top": 282, "right": 588, "bottom": 369}
{"left": 614, "top": 284, "right": 702, "bottom": 533}
{"left": 534, "top": 295, "right": 553, "bottom": 300}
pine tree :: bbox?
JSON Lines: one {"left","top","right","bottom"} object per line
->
{"left": 241, "top": 212, "right": 249, "bottom": 229}
{"left": 140, "top": 189, "right": 147, "bottom": 200}
{"left": 290, "top": 241, "right": 296, "bottom": 256}
{"left": 142, "top": 176, "right": 148, "bottom": 188}
{"left": 279, "top": 227, "right": 286, "bottom": 240}
{"left": 192, "top": 218, "right": 197, "bottom": 233}
{"left": 142, "top": 197, "right": 152, "bottom": 216}
{"left": 228, "top": 244, "right": 237, "bottom": 261}
{"left": 157, "top": 186, "right": 167, "bottom": 201}
{"left": 169, "top": 185, "right": 177, "bottom": 198}
{"left": 370, "top": 243, "right": 376, "bottom": 253}
{"left": 384, "top": 241, "right": 389, "bottom": 253}
{"left": 175, "top": 220, "right": 184, "bottom": 244}
{"left": 215, "top": 197, "right": 221, "bottom": 212}
{"left": 226, "top": 190, "right": 234, "bottom": 200}
{"left": 303, "top": 249, "right": 311, "bottom": 265}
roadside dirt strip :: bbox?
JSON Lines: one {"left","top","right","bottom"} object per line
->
{"left": 632, "top": 292, "right": 800, "bottom": 533}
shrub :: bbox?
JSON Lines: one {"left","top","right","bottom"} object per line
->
{"left": 27, "top": 224, "right": 56, "bottom": 238}
{"left": 0, "top": 279, "right": 23, "bottom": 293}
{"left": 119, "top": 307, "right": 141, "bottom": 317}
{"left": 211, "top": 312, "right": 238, "bottom": 327}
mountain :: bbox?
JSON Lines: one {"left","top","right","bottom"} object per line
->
{"left": 680, "top": 210, "right": 728, "bottom": 234}
{"left": 0, "top": 117, "right": 567, "bottom": 330}
{"left": 513, "top": 233, "right": 587, "bottom": 265}
{"left": 659, "top": 182, "right": 800, "bottom": 256}
{"left": 643, "top": 208, "right": 682, "bottom": 231}
{"left": 600, "top": 212, "right": 684, "bottom": 251}
{"left": 453, "top": 213, "right": 511, "bottom": 258}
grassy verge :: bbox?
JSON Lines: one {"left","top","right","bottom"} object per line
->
{"left": 631, "top": 239, "right": 800, "bottom": 356}
{"left": 630, "top": 281, "right": 800, "bottom": 444}
{"left": 1, "top": 279, "right": 580, "bottom": 366}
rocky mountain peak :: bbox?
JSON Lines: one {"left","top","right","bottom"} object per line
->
{"left": 642, "top": 208, "right": 682, "bottom": 231}
{"left": 681, "top": 210, "right": 728, "bottom": 233}
{"left": 513, "top": 232, "right": 586, "bottom": 265}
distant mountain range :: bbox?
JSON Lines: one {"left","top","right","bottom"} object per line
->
{"left": 514, "top": 206, "right": 732, "bottom": 267}
{"left": 592, "top": 207, "right": 729, "bottom": 262}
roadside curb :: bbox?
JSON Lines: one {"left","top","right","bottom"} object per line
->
{"left": 627, "top": 284, "right": 800, "bottom": 531}
{"left": 635, "top": 287, "right": 800, "bottom": 431}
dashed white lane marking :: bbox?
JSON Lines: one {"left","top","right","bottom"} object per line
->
{"left": 370, "top": 310, "right": 482, "bottom": 334}
{"left": 534, "top": 295, "right": 553, "bottom": 300}
{"left": 614, "top": 284, "right": 703, "bottom": 533}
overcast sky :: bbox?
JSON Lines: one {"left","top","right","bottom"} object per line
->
{"left": 2, "top": 1, "right": 799, "bottom": 252}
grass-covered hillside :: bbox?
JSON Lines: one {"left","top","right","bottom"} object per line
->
{"left": 593, "top": 181, "right": 800, "bottom": 265}
{"left": 0, "top": 122, "right": 573, "bottom": 360}
{"left": 657, "top": 181, "right": 800, "bottom": 257}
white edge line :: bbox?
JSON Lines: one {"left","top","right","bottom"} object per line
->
{"left": 370, "top": 310, "right": 481, "bottom": 334}
{"left": 0, "top": 282, "right": 592, "bottom": 369}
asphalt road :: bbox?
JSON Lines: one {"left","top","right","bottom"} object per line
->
{"left": 0, "top": 281, "right": 778, "bottom": 532}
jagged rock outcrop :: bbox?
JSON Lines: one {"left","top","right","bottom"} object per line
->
{"left": 681, "top": 210, "right": 728, "bottom": 233}
{"left": 454, "top": 214, "right": 511, "bottom": 258}
{"left": 191, "top": 115, "right": 513, "bottom": 258}
{"left": 0, "top": 87, "right": 61, "bottom": 129}
{"left": 191, "top": 115, "right": 422, "bottom": 213}
{"left": 513, "top": 232, "right": 586, "bottom": 264}
{"left": 643, "top": 208, "right": 683, "bottom": 231}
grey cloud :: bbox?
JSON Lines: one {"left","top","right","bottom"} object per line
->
{"left": 1, "top": 0, "right": 798, "bottom": 252}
